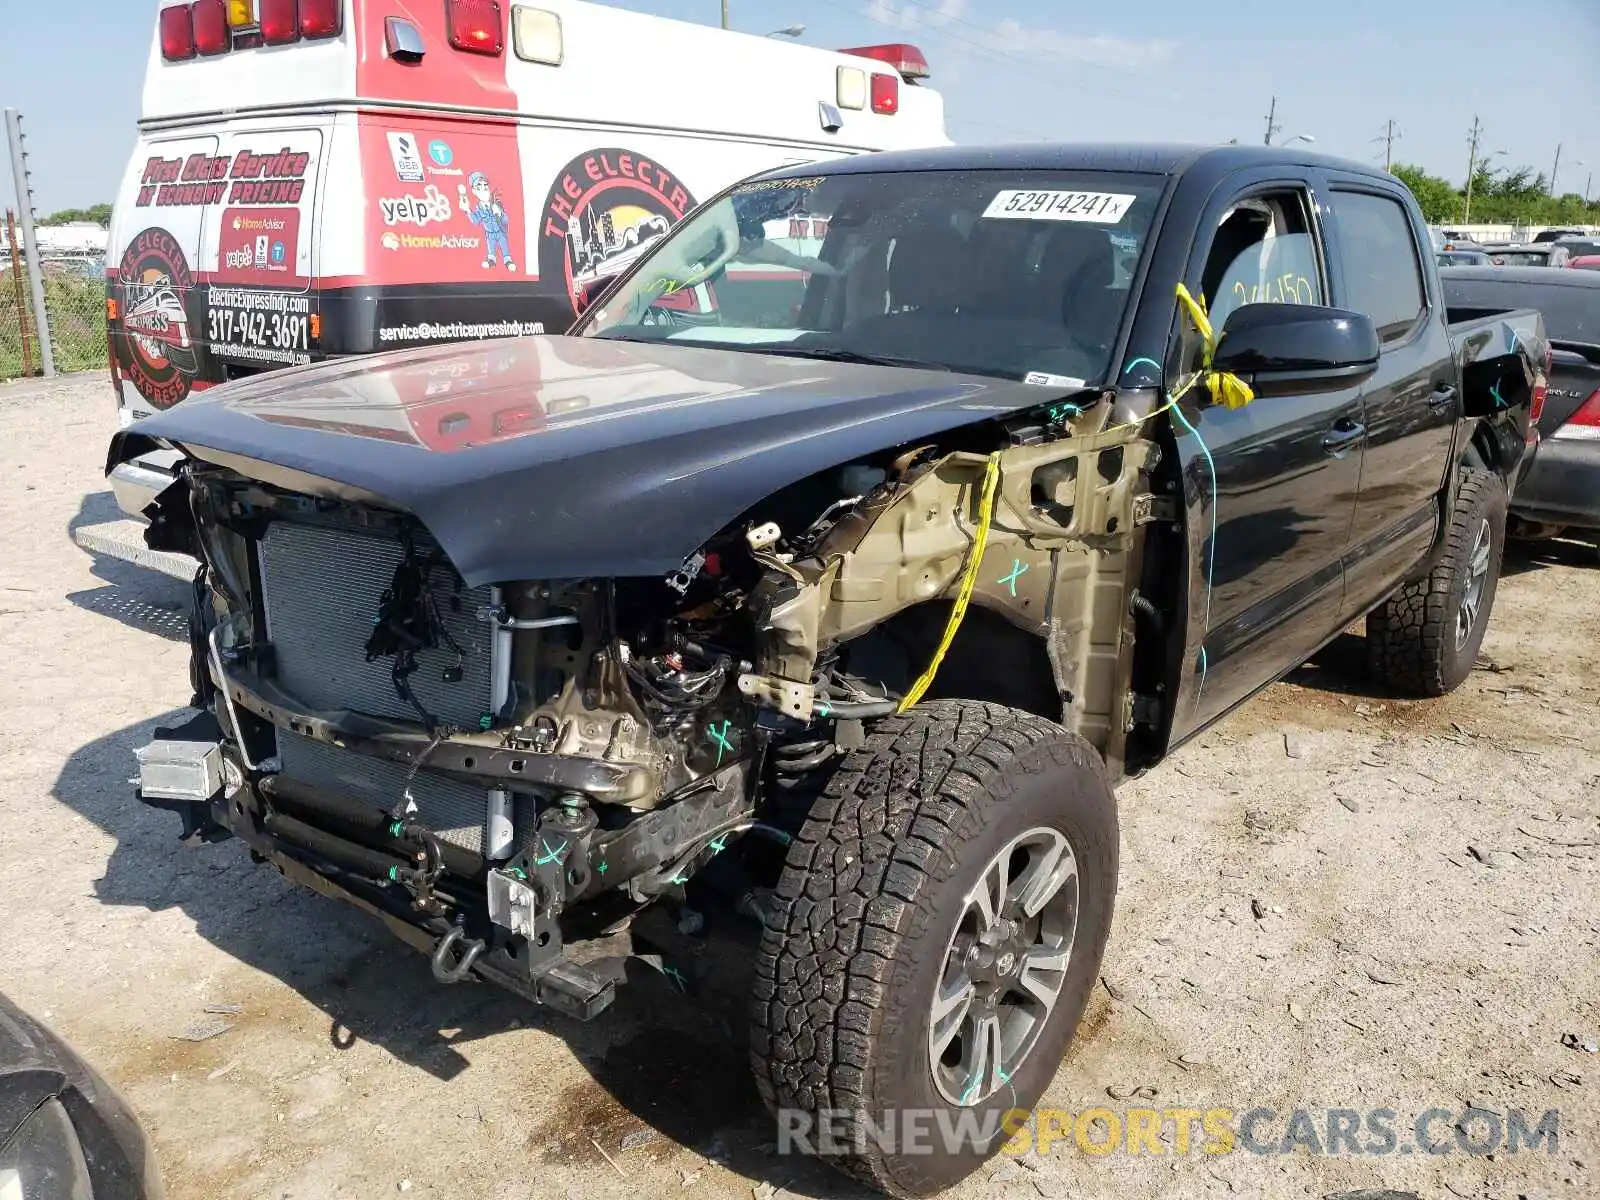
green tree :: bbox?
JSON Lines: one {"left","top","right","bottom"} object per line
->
{"left": 41, "top": 203, "right": 112, "bottom": 227}
{"left": 1391, "top": 164, "right": 1460, "bottom": 223}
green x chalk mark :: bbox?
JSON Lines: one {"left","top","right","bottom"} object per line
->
{"left": 999, "top": 559, "right": 1030, "bottom": 597}
{"left": 817, "top": 702, "right": 833, "bottom": 719}
{"left": 707, "top": 720, "right": 735, "bottom": 766}
{"left": 596, "top": 861, "right": 608, "bottom": 875}
{"left": 708, "top": 834, "right": 729, "bottom": 855}
{"left": 1490, "top": 379, "right": 1508, "bottom": 409}
{"left": 662, "top": 964, "right": 687, "bottom": 992}
{"left": 669, "top": 869, "right": 690, "bottom": 886}
{"left": 535, "top": 838, "right": 567, "bottom": 867}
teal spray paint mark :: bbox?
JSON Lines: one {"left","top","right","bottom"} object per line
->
{"left": 535, "top": 838, "right": 567, "bottom": 867}
{"left": 708, "top": 834, "right": 729, "bottom": 856}
{"left": 596, "top": 861, "right": 608, "bottom": 875}
{"left": 662, "top": 964, "right": 687, "bottom": 992}
{"left": 1047, "top": 402, "right": 1082, "bottom": 422}
{"left": 816, "top": 702, "right": 833, "bottom": 719}
{"left": 388, "top": 820, "right": 405, "bottom": 838}
{"left": 707, "top": 720, "right": 735, "bottom": 766}
{"left": 1490, "top": 379, "right": 1508, "bottom": 409}
{"left": 998, "top": 559, "right": 1030, "bottom": 597}
{"left": 1122, "top": 356, "right": 1161, "bottom": 376}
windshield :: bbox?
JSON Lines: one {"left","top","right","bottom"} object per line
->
{"left": 574, "top": 168, "right": 1164, "bottom": 383}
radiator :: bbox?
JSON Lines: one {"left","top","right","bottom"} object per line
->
{"left": 259, "top": 521, "right": 496, "bottom": 852}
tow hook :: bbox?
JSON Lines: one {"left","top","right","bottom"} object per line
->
{"left": 430, "top": 926, "right": 485, "bottom": 984}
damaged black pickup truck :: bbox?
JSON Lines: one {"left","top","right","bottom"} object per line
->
{"left": 109, "top": 145, "right": 1544, "bottom": 1197}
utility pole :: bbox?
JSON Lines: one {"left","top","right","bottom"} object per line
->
{"left": 1549, "top": 143, "right": 1562, "bottom": 196}
{"left": 1463, "top": 115, "right": 1482, "bottom": 225}
{"left": 1263, "top": 96, "right": 1279, "bottom": 146}
{"left": 1379, "top": 119, "right": 1399, "bottom": 171}
{"left": 4, "top": 108, "right": 54, "bottom": 377}
{"left": 720, "top": 0, "right": 728, "bottom": 29}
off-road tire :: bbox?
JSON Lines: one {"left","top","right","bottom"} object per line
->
{"left": 749, "top": 700, "right": 1117, "bottom": 1198}
{"left": 1368, "top": 469, "right": 1507, "bottom": 697}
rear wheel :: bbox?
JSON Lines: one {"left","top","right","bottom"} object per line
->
{"left": 1368, "top": 469, "right": 1507, "bottom": 696}
{"left": 749, "top": 700, "right": 1117, "bottom": 1198}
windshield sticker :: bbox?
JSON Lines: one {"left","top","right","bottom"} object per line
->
{"left": 734, "top": 176, "right": 826, "bottom": 195}
{"left": 1024, "top": 371, "right": 1088, "bottom": 388}
{"left": 983, "top": 190, "right": 1135, "bottom": 223}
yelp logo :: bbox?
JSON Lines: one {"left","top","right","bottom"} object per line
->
{"left": 379, "top": 185, "right": 454, "bottom": 227}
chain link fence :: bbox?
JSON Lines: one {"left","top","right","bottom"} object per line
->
{"left": 1, "top": 252, "right": 107, "bottom": 381}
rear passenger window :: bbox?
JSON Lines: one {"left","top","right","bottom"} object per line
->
{"left": 1333, "top": 191, "right": 1426, "bottom": 342}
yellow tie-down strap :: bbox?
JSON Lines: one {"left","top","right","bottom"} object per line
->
{"left": 1175, "top": 283, "right": 1256, "bottom": 411}
{"left": 898, "top": 454, "right": 1002, "bottom": 713}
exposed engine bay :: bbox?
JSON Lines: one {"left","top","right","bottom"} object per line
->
{"left": 135, "top": 388, "right": 1174, "bottom": 1017}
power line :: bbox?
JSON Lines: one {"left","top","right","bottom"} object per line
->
{"left": 1263, "top": 96, "right": 1279, "bottom": 146}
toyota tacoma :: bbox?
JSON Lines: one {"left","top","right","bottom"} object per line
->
{"left": 110, "top": 144, "right": 1545, "bottom": 1196}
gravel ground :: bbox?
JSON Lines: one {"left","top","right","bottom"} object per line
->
{"left": 1, "top": 372, "right": 1596, "bottom": 1200}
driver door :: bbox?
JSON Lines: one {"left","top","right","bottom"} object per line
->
{"left": 1170, "top": 179, "right": 1364, "bottom": 736}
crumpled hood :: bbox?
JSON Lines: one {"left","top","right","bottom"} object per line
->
{"left": 111, "top": 335, "right": 1050, "bottom": 584}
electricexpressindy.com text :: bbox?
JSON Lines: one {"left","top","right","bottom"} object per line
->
{"left": 378, "top": 320, "right": 546, "bottom": 344}
{"left": 777, "top": 1105, "right": 1562, "bottom": 1159}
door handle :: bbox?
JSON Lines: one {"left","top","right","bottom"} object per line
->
{"left": 1427, "top": 384, "right": 1459, "bottom": 409}
{"left": 1321, "top": 420, "right": 1366, "bottom": 455}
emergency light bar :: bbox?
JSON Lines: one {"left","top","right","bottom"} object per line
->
{"left": 839, "top": 43, "right": 930, "bottom": 80}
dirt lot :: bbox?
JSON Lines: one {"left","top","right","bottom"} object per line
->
{"left": 1, "top": 372, "right": 1596, "bottom": 1200}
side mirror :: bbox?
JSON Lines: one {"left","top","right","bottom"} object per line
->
{"left": 1212, "top": 303, "right": 1380, "bottom": 397}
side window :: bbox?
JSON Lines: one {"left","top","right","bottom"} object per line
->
{"left": 1198, "top": 189, "right": 1325, "bottom": 330}
{"left": 1331, "top": 190, "right": 1426, "bottom": 342}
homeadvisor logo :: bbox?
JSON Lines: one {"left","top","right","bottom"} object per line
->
{"left": 380, "top": 232, "right": 482, "bottom": 250}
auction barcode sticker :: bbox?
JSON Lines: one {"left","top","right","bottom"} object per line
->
{"left": 983, "top": 189, "right": 1135, "bottom": 223}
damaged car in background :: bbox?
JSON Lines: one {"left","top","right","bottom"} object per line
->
{"left": 109, "top": 144, "right": 1545, "bottom": 1197}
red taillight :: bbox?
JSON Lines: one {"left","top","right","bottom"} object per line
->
{"left": 1553, "top": 388, "right": 1600, "bottom": 442}
{"left": 446, "top": 0, "right": 503, "bottom": 55}
{"left": 840, "top": 42, "right": 930, "bottom": 79}
{"left": 1529, "top": 379, "right": 1547, "bottom": 436}
{"left": 259, "top": 0, "right": 298, "bottom": 43}
{"left": 870, "top": 73, "right": 899, "bottom": 115}
{"left": 160, "top": 4, "right": 196, "bottom": 59}
{"left": 191, "top": 0, "right": 230, "bottom": 54}
{"left": 299, "top": 0, "right": 340, "bottom": 39}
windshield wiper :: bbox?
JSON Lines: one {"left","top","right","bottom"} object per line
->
{"left": 738, "top": 346, "right": 953, "bottom": 372}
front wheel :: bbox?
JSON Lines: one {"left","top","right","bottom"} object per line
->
{"left": 1368, "top": 469, "right": 1507, "bottom": 697}
{"left": 749, "top": 700, "right": 1118, "bottom": 1198}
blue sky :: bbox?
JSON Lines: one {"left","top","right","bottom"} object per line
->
{"left": 2, "top": 0, "right": 1597, "bottom": 213}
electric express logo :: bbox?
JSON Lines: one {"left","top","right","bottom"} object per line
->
{"left": 116, "top": 227, "right": 198, "bottom": 408}
{"left": 538, "top": 149, "right": 696, "bottom": 313}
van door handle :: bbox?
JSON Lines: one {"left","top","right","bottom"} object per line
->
{"left": 1427, "top": 384, "right": 1459, "bottom": 409}
{"left": 1321, "top": 420, "right": 1366, "bottom": 456}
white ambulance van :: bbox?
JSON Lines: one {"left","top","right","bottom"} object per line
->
{"left": 106, "top": 0, "right": 948, "bottom": 429}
